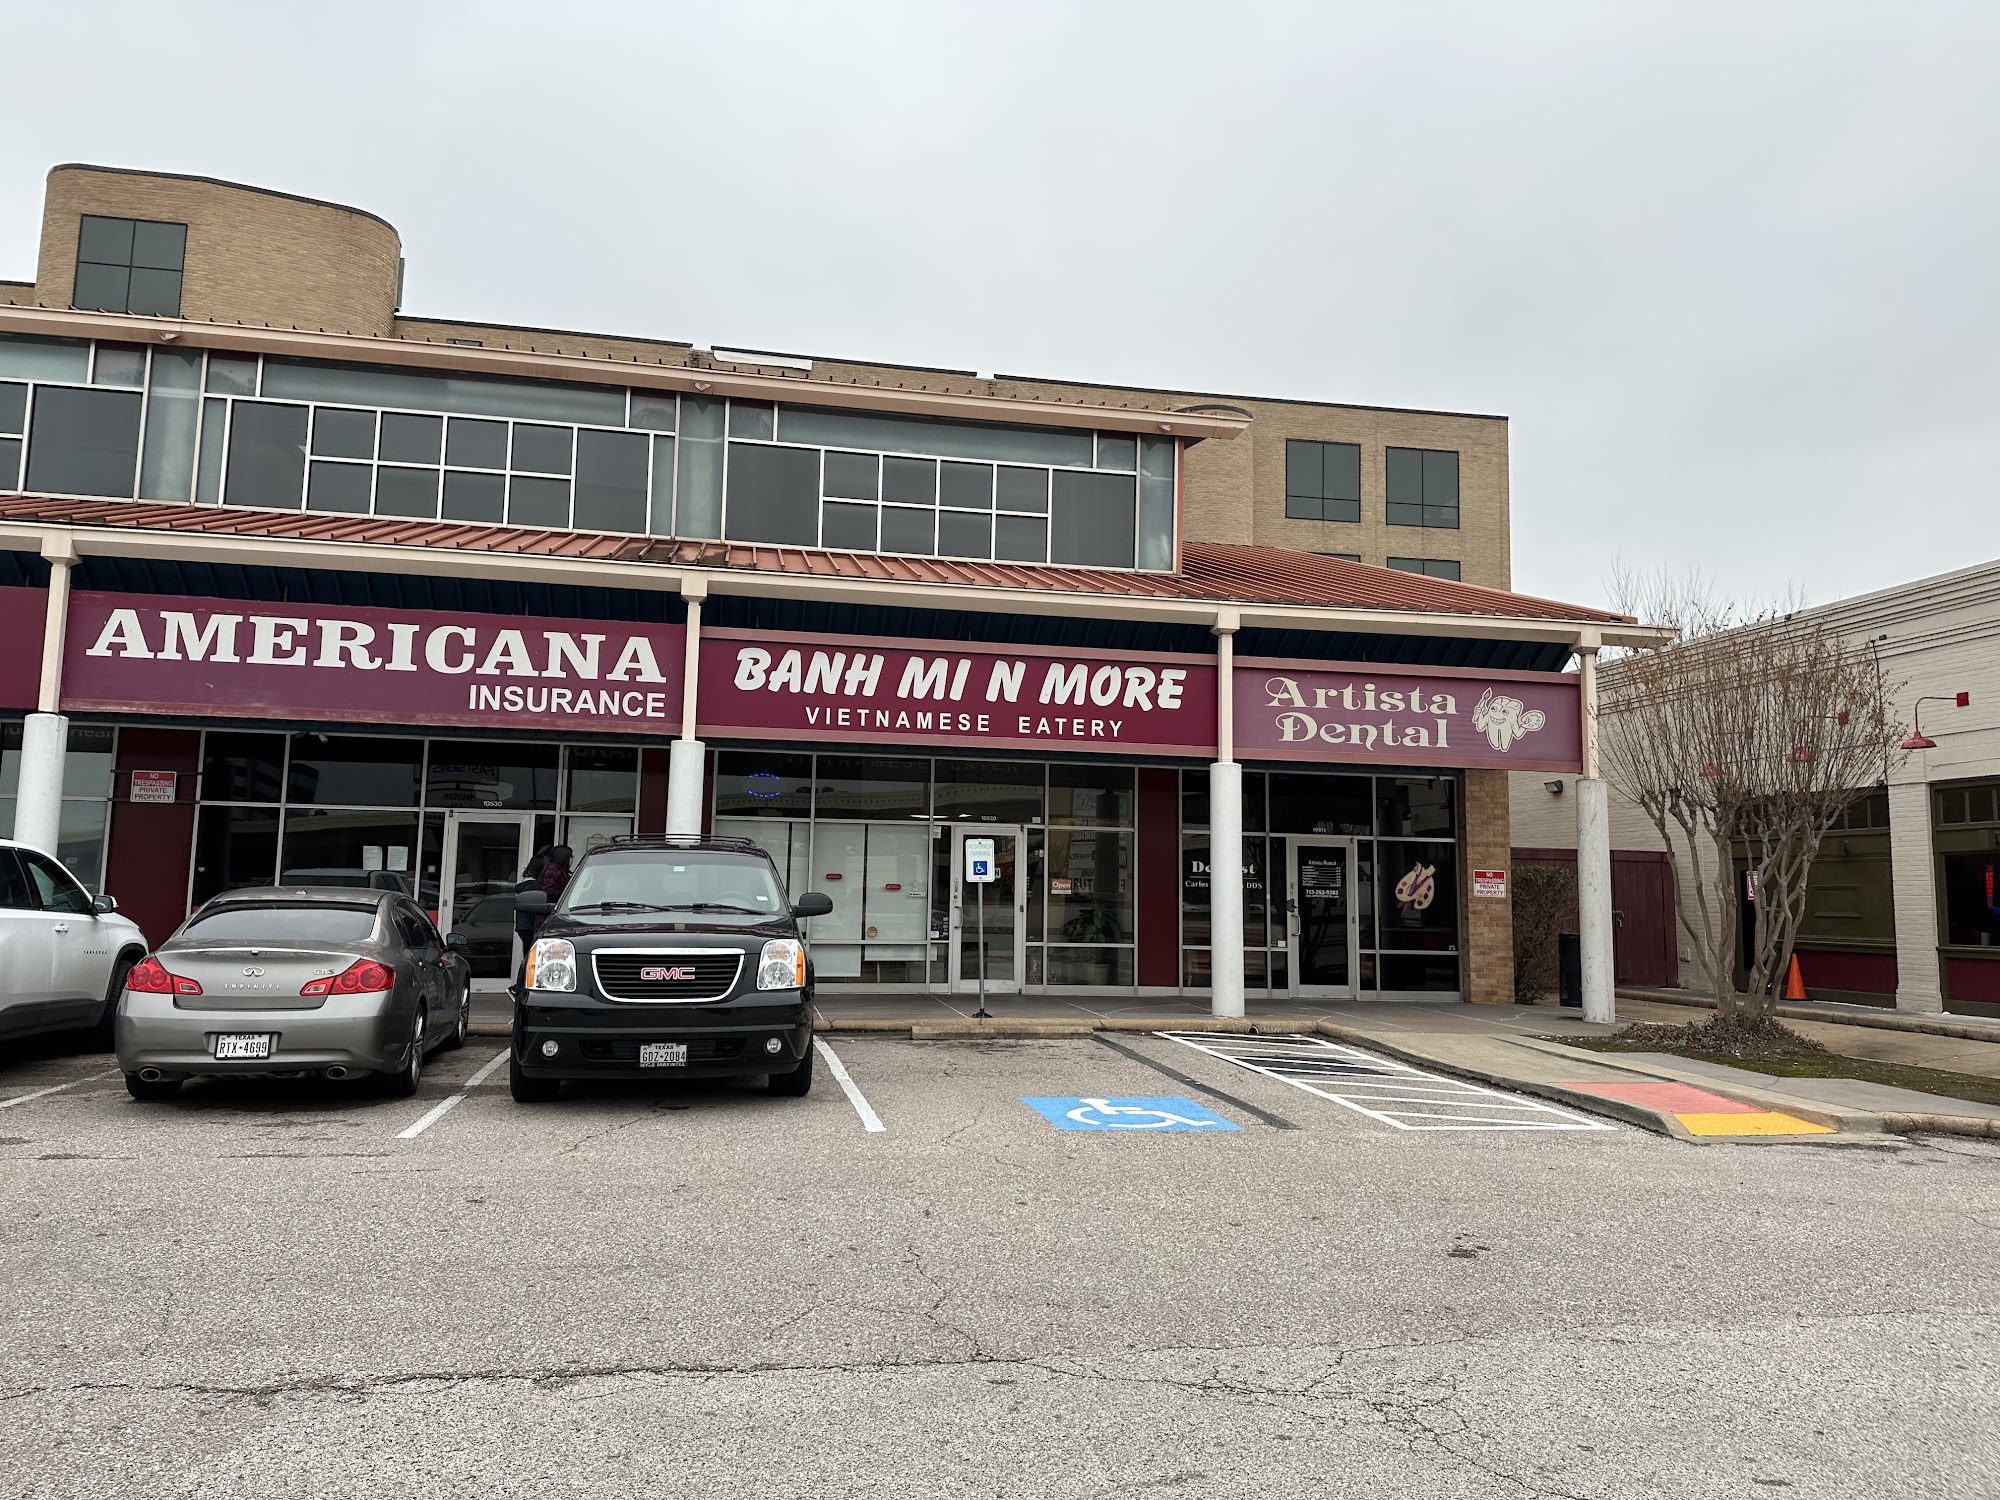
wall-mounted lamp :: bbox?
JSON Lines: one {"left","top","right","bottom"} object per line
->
{"left": 1544, "top": 779, "right": 1565, "bottom": 795}
{"left": 1902, "top": 691, "right": 1971, "bottom": 751}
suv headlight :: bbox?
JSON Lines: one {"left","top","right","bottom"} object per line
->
{"left": 526, "top": 938, "right": 576, "bottom": 993}
{"left": 758, "top": 938, "right": 806, "bottom": 991}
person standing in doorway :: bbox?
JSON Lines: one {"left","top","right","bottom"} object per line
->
{"left": 538, "top": 846, "right": 574, "bottom": 911}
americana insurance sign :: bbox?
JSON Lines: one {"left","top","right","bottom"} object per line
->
{"left": 48, "top": 590, "right": 1582, "bottom": 771}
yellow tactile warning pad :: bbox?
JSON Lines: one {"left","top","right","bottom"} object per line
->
{"left": 1676, "top": 1111, "right": 1834, "bottom": 1136}
{"left": 1567, "top": 1081, "right": 1835, "bottom": 1137}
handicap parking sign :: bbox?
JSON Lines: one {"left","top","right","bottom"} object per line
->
{"left": 1021, "top": 1096, "right": 1240, "bottom": 1132}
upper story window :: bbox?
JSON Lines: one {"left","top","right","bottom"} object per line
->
{"left": 1387, "top": 557, "right": 1460, "bottom": 580}
{"left": 1285, "top": 440, "right": 1360, "bottom": 522}
{"left": 1385, "top": 446, "right": 1459, "bottom": 528}
{"left": 72, "top": 216, "right": 187, "bottom": 318}
{"left": 0, "top": 339, "right": 1178, "bottom": 571}
{"left": 1315, "top": 552, "right": 1362, "bottom": 563}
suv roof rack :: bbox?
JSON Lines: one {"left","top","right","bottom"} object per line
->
{"left": 594, "top": 835, "right": 762, "bottom": 852}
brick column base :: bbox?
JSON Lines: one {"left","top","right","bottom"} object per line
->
{"left": 1463, "top": 769, "right": 1515, "bottom": 1004}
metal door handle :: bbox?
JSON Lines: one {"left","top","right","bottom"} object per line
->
{"left": 53, "top": 925, "right": 69, "bottom": 935}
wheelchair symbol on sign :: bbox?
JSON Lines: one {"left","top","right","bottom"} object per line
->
{"left": 1066, "top": 1097, "right": 1224, "bottom": 1129}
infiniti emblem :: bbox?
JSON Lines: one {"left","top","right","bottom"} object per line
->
{"left": 241, "top": 966, "right": 266, "bottom": 977}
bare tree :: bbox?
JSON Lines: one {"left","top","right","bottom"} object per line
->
{"left": 1598, "top": 568, "right": 1903, "bottom": 1027}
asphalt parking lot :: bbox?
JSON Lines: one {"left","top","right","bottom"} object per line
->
{"left": 2, "top": 1029, "right": 1995, "bottom": 1499}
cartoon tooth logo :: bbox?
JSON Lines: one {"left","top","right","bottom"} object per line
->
{"left": 1471, "top": 688, "right": 1546, "bottom": 753}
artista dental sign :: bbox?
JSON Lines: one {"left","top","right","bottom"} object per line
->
{"left": 62, "top": 592, "right": 687, "bottom": 735}
{"left": 1235, "top": 662, "right": 1583, "bottom": 773}
{"left": 701, "top": 629, "right": 1220, "bottom": 756}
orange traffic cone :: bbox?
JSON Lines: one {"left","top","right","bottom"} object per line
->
{"left": 1784, "top": 954, "right": 1807, "bottom": 1001}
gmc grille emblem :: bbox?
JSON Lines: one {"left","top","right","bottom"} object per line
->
{"left": 640, "top": 965, "right": 696, "bottom": 982}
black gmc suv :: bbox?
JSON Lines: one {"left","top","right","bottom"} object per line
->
{"left": 509, "top": 836, "right": 833, "bottom": 1103}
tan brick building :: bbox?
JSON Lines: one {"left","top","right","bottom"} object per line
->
{"left": 1, "top": 164, "right": 1646, "bottom": 1015}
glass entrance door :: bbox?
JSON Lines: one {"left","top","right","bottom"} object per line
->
{"left": 439, "top": 812, "right": 537, "bottom": 992}
{"left": 1286, "top": 838, "right": 1356, "bottom": 998}
{"left": 949, "top": 826, "right": 1024, "bottom": 995}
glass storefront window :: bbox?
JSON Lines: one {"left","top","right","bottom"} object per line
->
{"left": 1049, "top": 765, "right": 1134, "bottom": 827}
{"left": 1379, "top": 953, "right": 1461, "bottom": 993}
{"left": 813, "top": 755, "right": 928, "bottom": 821}
{"left": 714, "top": 751, "right": 812, "bottom": 818}
{"left": 287, "top": 734, "right": 423, "bottom": 807}
{"left": 565, "top": 747, "right": 638, "bottom": 812}
{"left": 1045, "top": 946, "right": 1134, "bottom": 987}
{"left": 0, "top": 722, "right": 116, "bottom": 798}
{"left": 1377, "top": 776, "right": 1455, "bottom": 838}
{"left": 200, "top": 731, "right": 285, "bottom": 803}
{"left": 1941, "top": 853, "right": 2000, "bottom": 947}
{"left": 423, "top": 740, "right": 560, "bottom": 810}
{"left": 714, "top": 816, "right": 808, "bottom": 895}
{"left": 1047, "top": 829, "right": 1133, "bottom": 944}
{"left": 278, "top": 809, "right": 423, "bottom": 895}
{"left": 56, "top": 800, "right": 110, "bottom": 894}
{"left": 1270, "top": 773, "right": 1371, "bottom": 835}
{"left": 934, "top": 759, "right": 1043, "bottom": 824}
{"left": 1375, "top": 840, "right": 1460, "bottom": 956}
{"left": 192, "top": 804, "right": 280, "bottom": 904}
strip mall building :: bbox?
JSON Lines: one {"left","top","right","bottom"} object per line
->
{"left": 0, "top": 164, "right": 1657, "bottom": 1012}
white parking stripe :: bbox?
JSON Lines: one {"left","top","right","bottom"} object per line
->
{"left": 1157, "top": 1032, "right": 1614, "bottom": 1133}
{"left": 1, "top": 1071, "right": 115, "bottom": 1110}
{"left": 815, "top": 1038, "right": 885, "bottom": 1133}
{"left": 395, "top": 1049, "right": 509, "bottom": 1140}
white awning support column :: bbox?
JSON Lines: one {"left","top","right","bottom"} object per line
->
{"left": 1209, "top": 608, "right": 1244, "bottom": 1020}
{"left": 1576, "top": 640, "right": 1616, "bottom": 1024}
{"left": 665, "top": 578, "right": 707, "bottom": 837}
{"left": 13, "top": 537, "right": 78, "bottom": 857}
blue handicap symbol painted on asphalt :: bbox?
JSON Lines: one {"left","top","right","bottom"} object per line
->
{"left": 1021, "top": 1096, "right": 1240, "bottom": 1132}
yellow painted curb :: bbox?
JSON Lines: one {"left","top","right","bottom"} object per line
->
{"left": 1677, "top": 1111, "right": 1835, "bottom": 1136}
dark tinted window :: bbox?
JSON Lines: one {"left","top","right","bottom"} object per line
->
{"left": 993, "top": 514, "right": 1047, "bottom": 563}
{"left": 202, "top": 732, "right": 287, "bottom": 802}
{"left": 880, "top": 505, "right": 935, "bottom": 555}
{"left": 25, "top": 385, "right": 142, "bottom": 498}
{"left": 443, "top": 470, "right": 505, "bottom": 522}
{"left": 192, "top": 804, "right": 280, "bottom": 903}
{"left": 1386, "top": 557, "right": 1461, "bottom": 580}
{"left": 822, "top": 501, "right": 877, "bottom": 550}
{"left": 509, "top": 475, "right": 571, "bottom": 528}
{"left": 307, "top": 461, "right": 372, "bottom": 514}
{"left": 937, "top": 511, "right": 991, "bottom": 559}
{"left": 446, "top": 417, "right": 508, "bottom": 469}
{"left": 882, "top": 456, "right": 937, "bottom": 506}
{"left": 813, "top": 756, "right": 928, "bottom": 820}
{"left": 567, "top": 747, "right": 638, "bottom": 812}
{"left": 1269, "top": 773, "right": 1371, "bottom": 835}
{"left": 1095, "top": 434, "right": 1137, "bottom": 471}
{"left": 1285, "top": 440, "right": 1361, "bottom": 523}
{"left": 727, "top": 401, "right": 775, "bottom": 439}
{"left": 574, "top": 428, "right": 649, "bottom": 533}
{"left": 0, "top": 382, "right": 26, "bottom": 433}
{"left": 1049, "top": 470, "right": 1135, "bottom": 568}
{"left": 312, "top": 407, "right": 376, "bottom": 459}
{"left": 379, "top": 412, "right": 443, "bottom": 465}
{"left": 724, "top": 442, "right": 820, "bottom": 545}
{"left": 224, "top": 401, "right": 308, "bottom": 509}
{"left": 183, "top": 904, "right": 378, "bottom": 941}
{"left": 375, "top": 466, "right": 440, "bottom": 519}
{"left": 0, "top": 849, "right": 32, "bottom": 910}
{"left": 823, "top": 451, "right": 878, "bottom": 501}
{"left": 426, "top": 741, "right": 560, "bottom": 809}
{"left": 512, "top": 423, "right": 573, "bottom": 475}
{"left": 996, "top": 466, "right": 1049, "bottom": 513}
{"left": 1386, "top": 447, "right": 1459, "bottom": 528}
{"left": 73, "top": 215, "right": 186, "bottom": 317}
{"left": 286, "top": 736, "right": 423, "bottom": 807}
{"left": 1378, "top": 776, "right": 1455, "bottom": 837}
{"left": 21, "top": 850, "right": 93, "bottom": 913}
{"left": 934, "top": 759, "right": 1042, "bottom": 823}
{"left": 940, "top": 462, "right": 993, "bottom": 509}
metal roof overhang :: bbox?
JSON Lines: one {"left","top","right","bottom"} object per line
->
{"left": 0, "top": 514, "right": 1666, "bottom": 653}
{"left": 0, "top": 305, "right": 1252, "bottom": 444}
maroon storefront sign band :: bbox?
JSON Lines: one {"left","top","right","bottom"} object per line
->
{"left": 14, "top": 588, "right": 1583, "bottom": 773}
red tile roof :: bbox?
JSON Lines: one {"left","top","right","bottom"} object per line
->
{"left": 0, "top": 494, "right": 1630, "bottom": 625}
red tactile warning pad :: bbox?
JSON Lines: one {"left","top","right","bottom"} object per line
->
{"left": 1565, "top": 1081, "right": 1761, "bottom": 1114}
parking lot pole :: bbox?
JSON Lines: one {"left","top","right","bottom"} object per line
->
{"left": 12, "top": 539, "right": 77, "bottom": 858}
{"left": 1576, "top": 642, "right": 1616, "bottom": 1025}
{"left": 974, "top": 879, "right": 989, "bottom": 1019}
{"left": 1210, "top": 610, "right": 1245, "bottom": 1019}
{"left": 666, "top": 580, "right": 706, "bottom": 836}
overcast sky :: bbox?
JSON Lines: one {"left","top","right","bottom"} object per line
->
{"left": 3, "top": 2, "right": 1995, "bottom": 613}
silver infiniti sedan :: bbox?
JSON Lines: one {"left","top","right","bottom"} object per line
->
{"left": 116, "top": 887, "right": 471, "bottom": 1101}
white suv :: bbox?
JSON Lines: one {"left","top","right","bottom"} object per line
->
{"left": 0, "top": 837, "right": 149, "bottom": 1050}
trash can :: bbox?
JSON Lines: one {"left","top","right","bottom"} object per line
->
{"left": 1558, "top": 933, "right": 1582, "bottom": 1007}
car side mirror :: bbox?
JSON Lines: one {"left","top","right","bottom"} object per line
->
{"left": 514, "top": 890, "right": 553, "bottom": 914}
{"left": 444, "top": 931, "right": 469, "bottom": 950}
{"left": 791, "top": 892, "right": 834, "bottom": 919}
{"left": 91, "top": 894, "right": 118, "bottom": 915}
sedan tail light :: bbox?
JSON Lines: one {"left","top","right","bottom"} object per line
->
{"left": 126, "top": 956, "right": 202, "bottom": 995}
{"left": 300, "top": 959, "right": 395, "bottom": 997}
